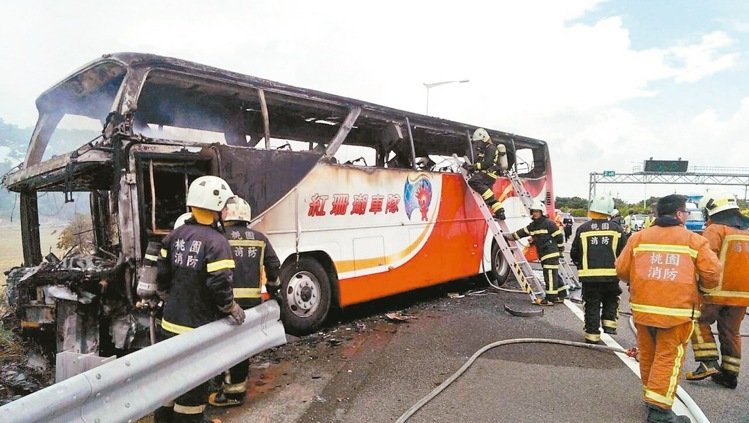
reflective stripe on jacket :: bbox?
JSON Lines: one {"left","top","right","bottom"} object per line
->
{"left": 224, "top": 224, "right": 281, "bottom": 308}
{"left": 615, "top": 222, "right": 721, "bottom": 328}
{"left": 701, "top": 223, "right": 749, "bottom": 306}
{"left": 570, "top": 219, "right": 625, "bottom": 282}
{"left": 157, "top": 222, "right": 235, "bottom": 333}
{"left": 474, "top": 142, "right": 500, "bottom": 178}
{"left": 511, "top": 217, "right": 564, "bottom": 260}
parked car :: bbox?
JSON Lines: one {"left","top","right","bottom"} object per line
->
{"left": 629, "top": 214, "right": 645, "bottom": 231}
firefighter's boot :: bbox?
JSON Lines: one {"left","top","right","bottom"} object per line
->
{"left": 685, "top": 360, "right": 719, "bottom": 381}
{"left": 711, "top": 370, "right": 738, "bottom": 389}
{"left": 646, "top": 405, "right": 690, "bottom": 423}
{"left": 209, "top": 390, "right": 245, "bottom": 408}
{"left": 154, "top": 406, "right": 174, "bottom": 423}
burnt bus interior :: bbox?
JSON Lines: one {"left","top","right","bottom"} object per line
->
{"left": 3, "top": 54, "right": 551, "bottom": 358}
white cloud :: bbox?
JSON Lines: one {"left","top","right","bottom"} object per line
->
{"left": 666, "top": 31, "right": 738, "bottom": 83}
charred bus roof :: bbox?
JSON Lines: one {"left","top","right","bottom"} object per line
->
{"left": 4, "top": 52, "right": 549, "bottom": 194}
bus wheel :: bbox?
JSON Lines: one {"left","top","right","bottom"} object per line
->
{"left": 490, "top": 243, "right": 510, "bottom": 287}
{"left": 280, "top": 257, "right": 332, "bottom": 336}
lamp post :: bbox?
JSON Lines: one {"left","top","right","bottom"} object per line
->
{"left": 423, "top": 79, "right": 469, "bottom": 115}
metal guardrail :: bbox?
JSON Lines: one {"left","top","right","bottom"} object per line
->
{"left": 0, "top": 301, "right": 287, "bottom": 423}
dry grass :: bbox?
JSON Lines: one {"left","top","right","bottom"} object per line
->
{"left": 0, "top": 224, "right": 63, "bottom": 285}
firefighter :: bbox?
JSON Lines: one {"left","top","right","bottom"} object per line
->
{"left": 685, "top": 192, "right": 749, "bottom": 389}
{"left": 562, "top": 212, "right": 574, "bottom": 241}
{"left": 209, "top": 196, "right": 282, "bottom": 407}
{"left": 610, "top": 209, "right": 623, "bottom": 226}
{"left": 462, "top": 128, "right": 508, "bottom": 220}
{"left": 570, "top": 194, "right": 625, "bottom": 344}
{"left": 156, "top": 175, "right": 244, "bottom": 423}
{"left": 616, "top": 194, "right": 721, "bottom": 423}
{"left": 504, "top": 199, "right": 568, "bottom": 305}
{"left": 643, "top": 211, "right": 656, "bottom": 229}
{"left": 623, "top": 210, "right": 636, "bottom": 234}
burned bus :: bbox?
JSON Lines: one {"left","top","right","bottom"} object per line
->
{"left": 2, "top": 53, "right": 556, "bottom": 356}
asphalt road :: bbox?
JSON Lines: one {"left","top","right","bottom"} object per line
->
{"left": 209, "top": 229, "right": 748, "bottom": 423}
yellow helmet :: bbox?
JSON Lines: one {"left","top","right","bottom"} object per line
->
{"left": 472, "top": 128, "right": 491, "bottom": 143}
{"left": 699, "top": 192, "right": 738, "bottom": 218}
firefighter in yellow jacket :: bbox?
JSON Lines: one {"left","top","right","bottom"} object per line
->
{"left": 685, "top": 192, "right": 749, "bottom": 389}
{"left": 616, "top": 194, "right": 721, "bottom": 423}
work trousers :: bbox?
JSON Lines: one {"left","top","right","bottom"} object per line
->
{"left": 159, "top": 329, "right": 210, "bottom": 423}
{"left": 467, "top": 172, "right": 502, "bottom": 214}
{"left": 224, "top": 359, "right": 250, "bottom": 395}
{"left": 582, "top": 282, "right": 622, "bottom": 342}
{"left": 636, "top": 321, "right": 694, "bottom": 410}
{"left": 541, "top": 256, "right": 568, "bottom": 301}
{"left": 691, "top": 304, "right": 747, "bottom": 376}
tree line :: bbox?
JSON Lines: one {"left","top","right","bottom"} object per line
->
{"left": 556, "top": 196, "right": 749, "bottom": 218}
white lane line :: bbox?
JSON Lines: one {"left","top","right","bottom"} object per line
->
{"left": 562, "top": 299, "right": 709, "bottom": 423}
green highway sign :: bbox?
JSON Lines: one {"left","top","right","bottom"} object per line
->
{"left": 602, "top": 170, "right": 615, "bottom": 177}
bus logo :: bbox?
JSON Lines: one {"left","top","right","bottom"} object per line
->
{"left": 403, "top": 175, "right": 433, "bottom": 221}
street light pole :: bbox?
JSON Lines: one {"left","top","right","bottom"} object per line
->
{"left": 423, "top": 79, "right": 469, "bottom": 115}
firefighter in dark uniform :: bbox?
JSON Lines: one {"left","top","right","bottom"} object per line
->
{"left": 504, "top": 199, "right": 568, "bottom": 305}
{"left": 156, "top": 175, "right": 244, "bottom": 423}
{"left": 209, "top": 196, "right": 281, "bottom": 408}
{"left": 570, "top": 194, "right": 626, "bottom": 344}
{"left": 463, "top": 128, "right": 508, "bottom": 220}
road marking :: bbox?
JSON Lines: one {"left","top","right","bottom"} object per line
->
{"left": 562, "top": 299, "right": 709, "bottom": 423}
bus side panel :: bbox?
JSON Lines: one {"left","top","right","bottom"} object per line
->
{"left": 337, "top": 174, "right": 486, "bottom": 306}
{"left": 252, "top": 165, "right": 487, "bottom": 306}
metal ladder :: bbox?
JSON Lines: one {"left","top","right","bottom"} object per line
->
{"left": 506, "top": 171, "right": 581, "bottom": 290}
{"left": 463, "top": 174, "right": 545, "bottom": 304}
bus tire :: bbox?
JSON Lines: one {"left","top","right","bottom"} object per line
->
{"left": 280, "top": 256, "right": 332, "bottom": 336}
{"left": 490, "top": 243, "right": 510, "bottom": 287}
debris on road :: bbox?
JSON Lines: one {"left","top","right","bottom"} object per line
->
{"left": 385, "top": 311, "right": 416, "bottom": 322}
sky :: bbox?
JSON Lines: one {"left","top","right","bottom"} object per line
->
{"left": 1, "top": 0, "right": 748, "bottom": 202}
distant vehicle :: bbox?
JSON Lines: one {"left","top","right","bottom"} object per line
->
{"left": 630, "top": 214, "right": 646, "bottom": 231}
{"left": 684, "top": 203, "right": 705, "bottom": 234}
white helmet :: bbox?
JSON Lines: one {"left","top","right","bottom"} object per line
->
{"left": 174, "top": 212, "right": 192, "bottom": 229}
{"left": 472, "top": 128, "right": 491, "bottom": 143}
{"left": 529, "top": 199, "right": 546, "bottom": 216}
{"left": 699, "top": 192, "right": 739, "bottom": 218}
{"left": 186, "top": 175, "right": 234, "bottom": 212}
{"left": 611, "top": 208, "right": 620, "bottom": 217}
{"left": 224, "top": 196, "right": 252, "bottom": 222}
{"left": 589, "top": 194, "right": 614, "bottom": 216}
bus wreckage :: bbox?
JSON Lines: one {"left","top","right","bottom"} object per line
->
{"left": 2, "top": 53, "right": 555, "bottom": 358}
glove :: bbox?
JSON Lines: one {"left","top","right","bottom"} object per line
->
{"left": 265, "top": 278, "right": 281, "bottom": 296}
{"left": 462, "top": 162, "right": 476, "bottom": 172}
{"left": 227, "top": 301, "right": 245, "bottom": 325}
{"left": 503, "top": 233, "right": 514, "bottom": 241}
{"left": 496, "top": 208, "right": 506, "bottom": 221}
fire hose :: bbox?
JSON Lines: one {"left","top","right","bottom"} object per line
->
{"left": 395, "top": 338, "right": 638, "bottom": 423}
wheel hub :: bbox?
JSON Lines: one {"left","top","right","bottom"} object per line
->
{"left": 285, "top": 271, "right": 320, "bottom": 317}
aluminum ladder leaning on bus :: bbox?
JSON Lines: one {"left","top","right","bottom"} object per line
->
{"left": 505, "top": 169, "right": 582, "bottom": 293}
